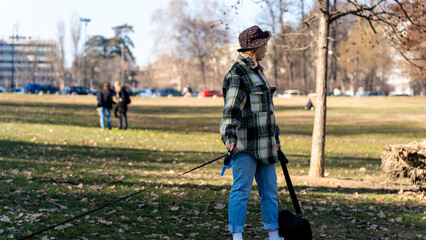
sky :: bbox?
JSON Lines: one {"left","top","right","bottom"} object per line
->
{"left": 0, "top": 0, "right": 278, "bottom": 68}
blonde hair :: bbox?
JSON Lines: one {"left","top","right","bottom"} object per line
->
{"left": 242, "top": 47, "right": 261, "bottom": 67}
{"left": 114, "top": 81, "right": 122, "bottom": 93}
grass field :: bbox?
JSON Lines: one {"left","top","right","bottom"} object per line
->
{"left": 0, "top": 94, "right": 425, "bottom": 240}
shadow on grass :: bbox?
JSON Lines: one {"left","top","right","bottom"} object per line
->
{"left": 0, "top": 139, "right": 225, "bottom": 164}
{"left": 284, "top": 153, "right": 381, "bottom": 168}
{"left": 1, "top": 139, "right": 399, "bottom": 198}
{"left": 277, "top": 185, "right": 400, "bottom": 195}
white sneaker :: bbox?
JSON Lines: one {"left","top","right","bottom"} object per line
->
{"left": 268, "top": 230, "right": 280, "bottom": 240}
{"left": 232, "top": 232, "right": 243, "bottom": 240}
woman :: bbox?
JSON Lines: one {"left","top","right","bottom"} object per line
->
{"left": 113, "top": 81, "right": 131, "bottom": 129}
{"left": 219, "top": 25, "right": 282, "bottom": 240}
{"left": 97, "top": 82, "right": 114, "bottom": 130}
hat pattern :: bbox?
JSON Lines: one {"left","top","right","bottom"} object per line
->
{"left": 238, "top": 25, "right": 271, "bottom": 52}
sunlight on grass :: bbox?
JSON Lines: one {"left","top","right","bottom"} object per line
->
{"left": 0, "top": 94, "right": 425, "bottom": 239}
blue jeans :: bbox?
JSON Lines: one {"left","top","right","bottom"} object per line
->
{"left": 99, "top": 107, "right": 111, "bottom": 129}
{"left": 228, "top": 152, "right": 279, "bottom": 232}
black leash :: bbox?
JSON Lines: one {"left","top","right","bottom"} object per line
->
{"left": 19, "top": 152, "right": 228, "bottom": 239}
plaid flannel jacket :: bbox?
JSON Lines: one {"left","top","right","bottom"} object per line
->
{"left": 220, "top": 54, "right": 280, "bottom": 165}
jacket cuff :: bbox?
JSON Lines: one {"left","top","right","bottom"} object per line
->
{"left": 275, "top": 136, "right": 280, "bottom": 144}
{"left": 224, "top": 135, "right": 237, "bottom": 146}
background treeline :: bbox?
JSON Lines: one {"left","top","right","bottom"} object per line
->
{"left": 64, "top": 0, "right": 424, "bottom": 95}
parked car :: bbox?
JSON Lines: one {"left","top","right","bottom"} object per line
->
{"left": 27, "top": 83, "right": 42, "bottom": 94}
{"left": 191, "top": 91, "right": 199, "bottom": 97}
{"left": 197, "top": 89, "right": 223, "bottom": 97}
{"left": 88, "top": 89, "right": 98, "bottom": 95}
{"left": 388, "top": 92, "right": 411, "bottom": 97}
{"left": 0, "top": 86, "right": 6, "bottom": 93}
{"left": 11, "top": 87, "right": 27, "bottom": 94}
{"left": 280, "top": 89, "right": 305, "bottom": 98}
{"left": 306, "top": 92, "right": 333, "bottom": 98}
{"left": 41, "top": 85, "right": 60, "bottom": 94}
{"left": 135, "top": 88, "right": 153, "bottom": 97}
{"left": 61, "top": 85, "right": 88, "bottom": 95}
{"left": 357, "top": 91, "right": 386, "bottom": 97}
{"left": 153, "top": 88, "right": 183, "bottom": 97}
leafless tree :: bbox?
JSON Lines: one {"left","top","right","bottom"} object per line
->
{"left": 71, "top": 11, "right": 81, "bottom": 85}
{"left": 309, "top": 0, "right": 425, "bottom": 177}
{"left": 110, "top": 24, "right": 135, "bottom": 85}
{"left": 152, "top": 0, "right": 231, "bottom": 89}
{"left": 31, "top": 45, "right": 39, "bottom": 84}
{"left": 57, "top": 18, "right": 66, "bottom": 90}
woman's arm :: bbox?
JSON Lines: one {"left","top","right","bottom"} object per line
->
{"left": 220, "top": 75, "right": 247, "bottom": 152}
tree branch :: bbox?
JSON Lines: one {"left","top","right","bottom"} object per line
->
{"left": 394, "top": 0, "right": 425, "bottom": 31}
{"left": 396, "top": 49, "right": 425, "bottom": 70}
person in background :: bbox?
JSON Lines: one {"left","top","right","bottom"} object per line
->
{"left": 333, "top": 87, "right": 341, "bottom": 96}
{"left": 304, "top": 98, "right": 314, "bottom": 110}
{"left": 219, "top": 25, "right": 282, "bottom": 240}
{"left": 182, "top": 83, "right": 193, "bottom": 97}
{"left": 114, "top": 81, "right": 131, "bottom": 129}
{"left": 97, "top": 82, "right": 114, "bottom": 130}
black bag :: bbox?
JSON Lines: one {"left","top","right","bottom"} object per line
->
{"left": 277, "top": 149, "right": 312, "bottom": 239}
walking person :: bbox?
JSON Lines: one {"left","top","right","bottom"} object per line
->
{"left": 97, "top": 82, "right": 114, "bottom": 130}
{"left": 113, "top": 81, "right": 131, "bottom": 129}
{"left": 219, "top": 26, "right": 282, "bottom": 240}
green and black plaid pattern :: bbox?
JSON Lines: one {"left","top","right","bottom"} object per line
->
{"left": 220, "top": 54, "right": 280, "bottom": 165}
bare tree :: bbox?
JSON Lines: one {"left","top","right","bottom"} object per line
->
{"left": 31, "top": 44, "right": 39, "bottom": 84}
{"left": 388, "top": 0, "right": 425, "bottom": 95}
{"left": 309, "top": 0, "right": 425, "bottom": 177}
{"left": 57, "top": 18, "right": 66, "bottom": 90}
{"left": 258, "top": 0, "right": 316, "bottom": 92}
{"left": 338, "top": 22, "right": 391, "bottom": 93}
{"left": 262, "top": 0, "right": 300, "bottom": 88}
{"left": 110, "top": 24, "right": 135, "bottom": 85}
{"left": 71, "top": 11, "right": 81, "bottom": 85}
{"left": 261, "top": 0, "right": 287, "bottom": 89}
{"left": 152, "top": 0, "right": 230, "bottom": 89}
{"left": 308, "top": 0, "right": 330, "bottom": 178}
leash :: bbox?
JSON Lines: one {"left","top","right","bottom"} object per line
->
{"left": 220, "top": 147, "right": 234, "bottom": 176}
{"left": 19, "top": 152, "right": 229, "bottom": 239}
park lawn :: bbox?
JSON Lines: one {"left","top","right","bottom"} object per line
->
{"left": 0, "top": 94, "right": 425, "bottom": 240}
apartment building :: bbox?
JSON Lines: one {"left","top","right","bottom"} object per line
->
{"left": 0, "top": 36, "right": 58, "bottom": 90}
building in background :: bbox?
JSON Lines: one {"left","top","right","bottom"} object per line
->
{"left": 386, "top": 54, "right": 413, "bottom": 96}
{"left": 138, "top": 43, "right": 239, "bottom": 92}
{"left": 0, "top": 36, "right": 58, "bottom": 90}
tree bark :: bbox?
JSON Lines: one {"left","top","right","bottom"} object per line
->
{"left": 301, "top": 0, "right": 307, "bottom": 92}
{"left": 309, "top": 0, "right": 329, "bottom": 178}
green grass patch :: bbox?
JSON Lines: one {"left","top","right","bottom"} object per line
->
{"left": 0, "top": 94, "right": 425, "bottom": 239}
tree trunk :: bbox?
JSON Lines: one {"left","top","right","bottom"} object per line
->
{"left": 199, "top": 57, "right": 207, "bottom": 88}
{"left": 309, "top": 0, "right": 330, "bottom": 178}
{"left": 301, "top": 0, "right": 307, "bottom": 92}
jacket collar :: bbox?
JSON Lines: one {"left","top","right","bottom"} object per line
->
{"left": 237, "top": 53, "right": 263, "bottom": 71}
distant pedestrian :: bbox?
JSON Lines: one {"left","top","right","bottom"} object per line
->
{"left": 304, "top": 98, "right": 314, "bottom": 110}
{"left": 114, "top": 81, "right": 131, "bottom": 129}
{"left": 333, "top": 87, "right": 341, "bottom": 96}
{"left": 219, "top": 25, "right": 282, "bottom": 240}
{"left": 97, "top": 82, "right": 114, "bottom": 130}
{"left": 182, "top": 83, "right": 193, "bottom": 97}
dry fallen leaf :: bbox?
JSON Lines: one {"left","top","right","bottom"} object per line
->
{"left": 170, "top": 206, "right": 180, "bottom": 211}
{"left": 213, "top": 203, "right": 225, "bottom": 209}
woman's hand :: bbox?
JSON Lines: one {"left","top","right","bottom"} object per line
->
{"left": 277, "top": 144, "right": 281, "bottom": 151}
{"left": 226, "top": 143, "right": 238, "bottom": 154}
